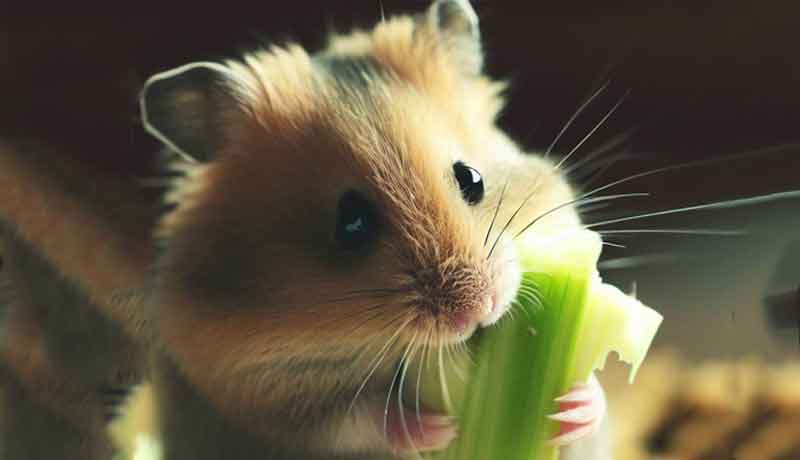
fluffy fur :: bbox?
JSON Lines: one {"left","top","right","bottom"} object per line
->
{"left": 0, "top": 2, "right": 588, "bottom": 459}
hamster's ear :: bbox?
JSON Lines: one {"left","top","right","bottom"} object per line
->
{"left": 425, "top": 0, "right": 483, "bottom": 75}
{"left": 140, "top": 62, "right": 236, "bottom": 163}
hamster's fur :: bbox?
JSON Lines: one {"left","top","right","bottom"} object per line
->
{"left": 0, "top": 2, "right": 603, "bottom": 459}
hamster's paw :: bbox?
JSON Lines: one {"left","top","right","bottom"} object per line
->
{"left": 548, "top": 375, "right": 606, "bottom": 446}
{"left": 383, "top": 406, "right": 457, "bottom": 453}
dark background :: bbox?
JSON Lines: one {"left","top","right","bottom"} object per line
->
{"left": 3, "top": 3, "right": 800, "bottom": 176}
{"left": 2, "top": 3, "right": 799, "bottom": 358}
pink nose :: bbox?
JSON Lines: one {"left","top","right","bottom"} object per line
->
{"left": 448, "top": 296, "right": 495, "bottom": 333}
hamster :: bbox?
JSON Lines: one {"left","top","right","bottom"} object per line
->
{"left": 0, "top": 1, "right": 608, "bottom": 459}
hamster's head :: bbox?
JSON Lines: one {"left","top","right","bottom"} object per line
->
{"left": 143, "top": 0, "right": 579, "bottom": 439}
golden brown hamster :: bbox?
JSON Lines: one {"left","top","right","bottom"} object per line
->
{"left": 0, "top": 1, "right": 607, "bottom": 459}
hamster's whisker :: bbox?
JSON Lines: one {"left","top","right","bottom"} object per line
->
{"left": 484, "top": 178, "right": 510, "bottom": 248}
{"left": 457, "top": 340, "right": 471, "bottom": 366}
{"left": 312, "top": 300, "right": 398, "bottom": 332}
{"left": 578, "top": 201, "right": 614, "bottom": 215}
{"left": 410, "top": 345, "right": 428, "bottom": 458}
{"left": 512, "top": 193, "right": 648, "bottom": 239}
{"left": 437, "top": 335, "right": 454, "bottom": 414}
{"left": 347, "top": 315, "right": 414, "bottom": 416}
{"left": 343, "top": 287, "right": 409, "bottom": 296}
{"left": 415, "top": 328, "right": 433, "bottom": 430}
{"left": 602, "top": 241, "right": 627, "bottom": 249}
{"left": 454, "top": 340, "right": 470, "bottom": 375}
{"left": 339, "top": 304, "right": 407, "bottom": 337}
{"left": 383, "top": 360, "right": 402, "bottom": 441}
{"left": 575, "top": 142, "right": 800, "bottom": 203}
{"left": 346, "top": 313, "right": 411, "bottom": 394}
{"left": 577, "top": 152, "right": 636, "bottom": 191}
{"left": 508, "top": 300, "right": 536, "bottom": 320}
{"left": 444, "top": 343, "right": 465, "bottom": 383}
{"left": 561, "top": 127, "right": 638, "bottom": 176}
{"left": 575, "top": 152, "right": 637, "bottom": 189}
{"left": 460, "top": 336, "right": 477, "bottom": 367}
{"left": 553, "top": 91, "right": 629, "bottom": 171}
{"left": 586, "top": 191, "right": 800, "bottom": 229}
{"left": 324, "top": 287, "right": 411, "bottom": 304}
{"left": 385, "top": 335, "right": 416, "bottom": 444}
{"left": 598, "top": 253, "right": 682, "bottom": 270}
{"left": 598, "top": 228, "right": 746, "bottom": 236}
{"left": 514, "top": 288, "right": 533, "bottom": 304}
{"left": 320, "top": 293, "right": 395, "bottom": 306}
{"left": 516, "top": 285, "right": 543, "bottom": 309}
{"left": 509, "top": 299, "right": 528, "bottom": 318}
{"left": 395, "top": 333, "right": 419, "bottom": 455}
{"left": 487, "top": 176, "right": 544, "bottom": 259}
{"left": 544, "top": 81, "right": 610, "bottom": 159}
{"left": 505, "top": 302, "right": 518, "bottom": 321}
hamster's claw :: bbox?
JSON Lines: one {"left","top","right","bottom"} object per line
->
{"left": 548, "top": 378, "right": 605, "bottom": 446}
{"left": 385, "top": 408, "right": 457, "bottom": 453}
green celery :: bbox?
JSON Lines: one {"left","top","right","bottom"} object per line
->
{"left": 426, "top": 229, "right": 662, "bottom": 460}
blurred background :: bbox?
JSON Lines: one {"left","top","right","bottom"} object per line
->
{"left": 3, "top": 3, "right": 799, "bottom": 457}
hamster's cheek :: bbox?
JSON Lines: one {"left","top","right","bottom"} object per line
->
{"left": 481, "top": 235, "right": 522, "bottom": 327}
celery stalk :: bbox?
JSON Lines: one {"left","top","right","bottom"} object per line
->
{"left": 426, "top": 229, "right": 662, "bottom": 460}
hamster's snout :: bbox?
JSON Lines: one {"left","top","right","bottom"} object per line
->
{"left": 411, "top": 236, "right": 522, "bottom": 343}
{"left": 408, "top": 264, "right": 485, "bottom": 344}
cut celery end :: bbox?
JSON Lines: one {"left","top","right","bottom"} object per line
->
{"left": 576, "top": 281, "right": 663, "bottom": 383}
{"left": 424, "top": 229, "right": 662, "bottom": 460}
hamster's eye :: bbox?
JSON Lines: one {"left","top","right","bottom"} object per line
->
{"left": 336, "top": 190, "right": 378, "bottom": 250}
{"left": 453, "top": 161, "right": 484, "bottom": 205}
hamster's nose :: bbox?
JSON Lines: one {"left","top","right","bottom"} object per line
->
{"left": 448, "top": 295, "right": 494, "bottom": 334}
